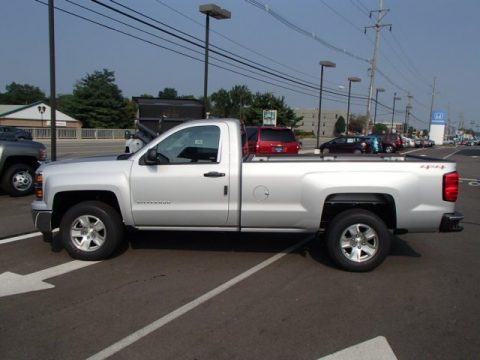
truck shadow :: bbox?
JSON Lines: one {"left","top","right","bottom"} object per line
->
{"left": 123, "top": 231, "right": 421, "bottom": 268}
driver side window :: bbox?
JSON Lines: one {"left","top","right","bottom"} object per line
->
{"left": 156, "top": 125, "right": 220, "bottom": 164}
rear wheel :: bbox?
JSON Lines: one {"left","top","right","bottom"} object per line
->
{"left": 326, "top": 209, "right": 391, "bottom": 272}
{"left": 60, "top": 201, "right": 124, "bottom": 261}
{"left": 384, "top": 145, "right": 395, "bottom": 153}
{"left": 353, "top": 149, "right": 362, "bottom": 154}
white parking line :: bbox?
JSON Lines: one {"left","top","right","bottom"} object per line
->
{"left": 87, "top": 236, "right": 313, "bottom": 360}
{"left": 318, "top": 336, "right": 398, "bottom": 360}
{"left": 0, "top": 229, "right": 58, "bottom": 245}
{"left": 0, "top": 232, "right": 43, "bottom": 245}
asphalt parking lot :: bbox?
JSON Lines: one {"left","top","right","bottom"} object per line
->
{"left": 0, "top": 142, "right": 479, "bottom": 359}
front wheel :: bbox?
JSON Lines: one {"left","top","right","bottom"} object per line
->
{"left": 60, "top": 201, "right": 124, "bottom": 261}
{"left": 2, "top": 163, "right": 35, "bottom": 196}
{"left": 325, "top": 209, "right": 391, "bottom": 272}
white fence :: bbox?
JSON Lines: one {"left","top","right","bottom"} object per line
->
{"left": 22, "top": 128, "right": 135, "bottom": 140}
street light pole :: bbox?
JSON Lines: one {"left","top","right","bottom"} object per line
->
{"left": 391, "top": 92, "right": 401, "bottom": 132}
{"left": 199, "top": 4, "right": 231, "bottom": 119}
{"left": 346, "top": 77, "right": 361, "bottom": 135}
{"left": 37, "top": 105, "right": 46, "bottom": 128}
{"left": 316, "top": 60, "right": 336, "bottom": 148}
{"left": 373, "top": 88, "right": 385, "bottom": 131}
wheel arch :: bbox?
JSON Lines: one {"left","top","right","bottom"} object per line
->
{"left": 52, "top": 190, "right": 122, "bottom": 229}
{"left": 321, "top": 193, "right": 396, "bottom": 231}
{"left": 1, "top": 156, "right": 39, "bottom": 175}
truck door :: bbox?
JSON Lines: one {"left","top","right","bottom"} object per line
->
{"left": 130, "top": 124, "right": 230, "bottom": 227}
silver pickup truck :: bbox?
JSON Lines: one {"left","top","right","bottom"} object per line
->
{"left": 32, "top": 119, "right": 463, "bottom": 271}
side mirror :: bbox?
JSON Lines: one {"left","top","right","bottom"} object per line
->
{"left": 144, "top": 148, "right": 170, "bottom": 165}
{"left": 145, "top": 148, "right": 158, "bottom": 165}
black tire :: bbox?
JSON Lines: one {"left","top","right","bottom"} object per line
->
{"left": 325, "top": 209, "right": 391, "bottom": 272}
{"left": 2, "top": 163, "right": 35, "bottom": 196}
{"left": 60, "top": 201, "right": 124, "bottom": 261}
{"left": 353, "top": 149, "right": 362, "bottom": 154}
{"left": 384, "top": 145, "right": 395, "bottom": 153}
{"left": 322, "top": 148, "right": 330, "bottom": 155}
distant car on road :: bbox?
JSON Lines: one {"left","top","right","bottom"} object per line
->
{"left": 0, "top": 126, "right": 33, "bottom": 141}
{"left": 320, "top": 136, "right": 371, "bottom": 154}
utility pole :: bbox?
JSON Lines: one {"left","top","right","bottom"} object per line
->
{"left": 48, "top": 0, "right": 57, "bottom": 161}
{"left": 365, "top": 0, "right": 391, "bottom": 124}
{"left": 428, "top": 77, "right": 437, "bottom": 133}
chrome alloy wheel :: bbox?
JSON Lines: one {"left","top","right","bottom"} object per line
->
{"left": 70, "top": 215, "right": 106, "bottom": 252}
{"left": 12, "top": 170, "right": 33, "bottom": 191}
{"left": 340, "top": 223, "right": 378, "bottom": 263}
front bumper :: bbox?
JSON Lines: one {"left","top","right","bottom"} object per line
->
{"left": 439, "top": 211, "right": 464, "bottom": 232}
{"left": 32, "top": 210, "right": 53, "bottom": 233}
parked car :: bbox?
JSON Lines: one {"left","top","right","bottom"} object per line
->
{"left": 359, "top": 135, "right": 383, "bottom": 154}
{"left": 245, "top": 126, "right": 300, "bottom": 155}
{"left": 402, "top": 136, "right": 415, "bottom": 148}
{"left": 381, "top": 133, "right": 403, "bottom": 153}
{"left": 414, "top": 138, "right": 434, "bottom": 148}
{"left": 0, "top": 126, "right": 33, "bottom": 141}
{"left": 320, "top": 136, "right": 371, "bottom": 154}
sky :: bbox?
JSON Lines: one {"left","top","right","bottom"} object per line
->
{"left": 2, "top": 0, "right": 479, "bottom": 131}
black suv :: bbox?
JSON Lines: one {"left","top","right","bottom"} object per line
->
{"left": 320, "top": 136, "right": 371, "bottom": 154}
{"left": 0, "top": 126, "right": 33, "bottom": 141}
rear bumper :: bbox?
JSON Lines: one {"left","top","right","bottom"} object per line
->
{"left": 439, "top": 211, "right": 464, "bottom": 232}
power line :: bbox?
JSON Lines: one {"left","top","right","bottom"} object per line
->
{"left": 35, "top": 0, "right": 398, "bottom": 113}
{"left": 93, "top": 0, "right": 329, "bottom": 91}
{"left": 244, "top": 0, "right": 371, "bottom": 63}
{"left": 64, "top": 0, "right": 321, "bottom": 97}
{"left": 153, "top": 0, "right": 320, "bottom": 83}
{"left": 35, "top": 0, "right": 371, "bottom": 106}
{"left": 350, "top": 0, "right": 370, "bottom": 17}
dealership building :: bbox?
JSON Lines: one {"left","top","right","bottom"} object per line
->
{"left": 294, "top": 108, "right": 347, "bottom": 138}
{"left": 0, "top": 101, "right": 81, "bottom": 128}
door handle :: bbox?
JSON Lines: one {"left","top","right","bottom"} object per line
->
{"left": 204, "top": 171, "right": 225, "bottom": 178}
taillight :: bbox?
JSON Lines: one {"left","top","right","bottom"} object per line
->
{"left": 443, "top": 171, "right": 459, "bottom": 202}
{"left": 35, "top": 172, "right": 44, "bottom": 200}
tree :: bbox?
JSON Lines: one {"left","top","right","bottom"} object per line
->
{"left": 66, "top": 69, "right": 134, "bottom": 128}
{"left": 229, "top": 85, "right": 252, "bottom": 120}
{"left": 348, "top": 115, "right": 366, "bottom": 134}
{"left": 243, "top": 92, "right": 303, "bottom": 128}
{"left": 210, "top": 89, "right": 231, "bottom": 117}
{"left": 0, "top": 82, "right": 45, "bottom": 105}
{"left": 56, "top": 94, "right": 76, "bottom": 115}
{"left": 372, "top": 123, "right": 389, "bottom": 134}
{"left": 158, "top": 87, "right": 178, "bottom": 99}
{"left": 334, "top": 116, "right": 346, "bottom": 135}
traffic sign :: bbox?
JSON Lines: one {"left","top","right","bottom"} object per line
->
{"left": 263, "top": 110, "right": 277, "bottom": 126}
